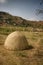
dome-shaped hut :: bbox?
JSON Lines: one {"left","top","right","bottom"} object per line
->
{"left": 4, "top": 31, "right": 28, "bottom": 50}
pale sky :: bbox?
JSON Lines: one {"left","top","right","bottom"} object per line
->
{"left": 0, "top": 0, "right": 43, "bottom": 21}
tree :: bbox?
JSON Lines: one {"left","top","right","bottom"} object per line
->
{"left": 36, "top": 9, "right": 43, "bottom": 15}
{"left": 36, "top": 0, "right": 43, "bottom": 15}
{"left": 40, "top": 0, "right": 43, "bottom": 5}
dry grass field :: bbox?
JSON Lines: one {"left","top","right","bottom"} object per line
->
{"left": 0, "top": 26, "right": 43, "bottom": 65}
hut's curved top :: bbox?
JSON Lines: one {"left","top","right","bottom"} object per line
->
{"left": 4, "top": 31, "right": 28, "bottom": 50}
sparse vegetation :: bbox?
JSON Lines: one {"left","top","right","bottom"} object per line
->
{"left": 0, "top": 12, "right": 43, "bottom": 29}
{"left": 0, "top": 12, "right": 43, "bottom": 65}
{"left": 0, "top": 30, "right": 43, "bottom": 65}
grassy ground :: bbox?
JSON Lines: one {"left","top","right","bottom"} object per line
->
{"left": 0, "top": 26, "right": 43, "bottom": 65}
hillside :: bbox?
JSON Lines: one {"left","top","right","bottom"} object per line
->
{"left": 0, "top": 11, "right": 43, "bottom": 28}
{"left": 0, "top": 12, "right": 43, "bottom": 65}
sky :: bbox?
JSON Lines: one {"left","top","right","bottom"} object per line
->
{"left": 0, "top": 0, "right": 43, "bottom": 21}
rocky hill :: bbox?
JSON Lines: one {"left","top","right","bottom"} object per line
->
{"left": 0, "top": 11, "right": 43, "bottom": 28}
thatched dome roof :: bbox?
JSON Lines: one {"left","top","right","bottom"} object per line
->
{"left": 4, "top": 31, "right": 28, "bottom": 50}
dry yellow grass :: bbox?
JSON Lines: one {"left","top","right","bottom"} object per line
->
{"left": 0, "top": 31, "right": 43, "bottom": 65}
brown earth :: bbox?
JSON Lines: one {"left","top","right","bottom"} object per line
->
{"left": 0, "top": 31, "right": 43, "bottom": 65}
